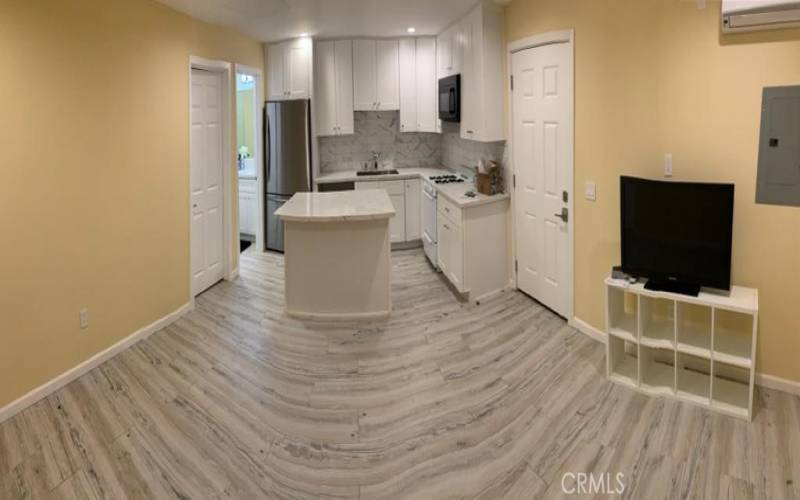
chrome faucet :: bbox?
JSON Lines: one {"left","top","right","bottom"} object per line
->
{"left": 370, "top": 152, "right": 381, "bottom": 170}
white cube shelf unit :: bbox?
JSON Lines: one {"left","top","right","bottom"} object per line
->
{"left": 605, "top": 278, "right": 759, "bottom": 420}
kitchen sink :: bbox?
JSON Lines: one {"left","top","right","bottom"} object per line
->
{"left": 357, "top": 169, "right": 399, "bottom": 176}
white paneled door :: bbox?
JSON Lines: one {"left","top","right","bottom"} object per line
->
{"left": 190, "top": 68, "right": 225, "bottom": 296}
{"left": 511, "top": 40, "right": 573, "bottom": 318}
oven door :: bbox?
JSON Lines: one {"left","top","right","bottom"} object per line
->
{"left": 422, "top": 181, "right": 438, "bottom": 268}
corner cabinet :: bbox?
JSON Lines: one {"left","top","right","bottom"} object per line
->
{"left": 437, "top": 196, "right": 510, "bottom": 300}
{"left": 314, "top": 40, "right": 354, "bottom": 136}
{"left": 267, "top": 38, "right": 312, "bottom": 101}
{"left": 353, "top": 40, "right": 400, "bottom": 111}
{"left": 399, "top": 38, "right": 437, "bottom": 133}
{"left": 459, "top": 3, "right": 505, "bottom": 142}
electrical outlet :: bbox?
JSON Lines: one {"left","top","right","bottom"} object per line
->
{"left": 79, "top": 308, "right": 89, "bottom": 329}
{"left": 664, "top": 153, "right": 673, "bottom": 178}
{"left": 585, "top": 181, "right": 597, "bottom": 201}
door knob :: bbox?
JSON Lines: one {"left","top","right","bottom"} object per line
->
{"left": 554, "top": 207, "right": 568, "bottom": 223}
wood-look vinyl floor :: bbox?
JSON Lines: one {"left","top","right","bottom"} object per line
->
{"left": 1, "top": 248, "right": 798, "bottom": 499}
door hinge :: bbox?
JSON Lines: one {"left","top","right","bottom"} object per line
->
{"left": 510, "top": 75, "right": 514, "bottom": 91}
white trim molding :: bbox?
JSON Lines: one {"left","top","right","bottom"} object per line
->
{"left": 234, "top": 63, "right": 265, "bottom": 253}
{"left": 756, "top": 372, "right": 800, "bottom": 397}
{"left": 0, "top": 302, "right": 192, "bottom": 424}
{"left": 572, "top": 315, "right": 800, "bottom": 398}
{"left": 508, "top": 29, "right": 573, "bottom": 54}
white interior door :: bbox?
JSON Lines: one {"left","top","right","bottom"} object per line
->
{"left": 191, "top": 68, "right": 225, "bottom": 296}
{"left": 512, "top": 41, "right": 573, "bottom": 318}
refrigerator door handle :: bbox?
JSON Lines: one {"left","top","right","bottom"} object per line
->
{"left": 264, "top": 106, "right": 271, "bottom": 184}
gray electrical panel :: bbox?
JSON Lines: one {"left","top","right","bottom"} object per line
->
{"left": 756, "top": 86, "right": 800, "bottom": 207}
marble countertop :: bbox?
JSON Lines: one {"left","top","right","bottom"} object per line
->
{"left": 274, "top": 190, "right": 396, "bottom": 222}
{"left": 315, "top": 167, "right": 509, "bottom": 209}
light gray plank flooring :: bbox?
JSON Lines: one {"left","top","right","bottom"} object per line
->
{"left": 1, "top": 248, "right": 798, "bottom": 499}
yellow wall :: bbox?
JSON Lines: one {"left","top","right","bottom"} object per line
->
{"left": 237, "top": 88, "right": 257, "bottom": 157}
{"left": 0, "top": 0, "right": 263, "bottom": 406}
{"left": 506, "top": 0, "right": 800, "bottom": 382}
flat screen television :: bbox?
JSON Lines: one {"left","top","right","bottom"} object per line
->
{"left": 620, "top": 176, "right": 734, "bottom": 296}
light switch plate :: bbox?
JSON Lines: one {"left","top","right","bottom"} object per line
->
{"left": 585, "top": 181, "right": 596, "bottom": 201}
{"left": 664, "top": 153, "right": 673, "bottom": 177}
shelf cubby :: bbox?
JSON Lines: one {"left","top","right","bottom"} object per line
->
{"left": 640, "top": 346, "right": 675, "bottom": 395}
{"left": 712, "top": 361, "right": 750, "bottom": 418}
{"left": 677, "top": 353, "right": 711, "bottom": 406}
{"left": 640, "top": 296, "right": 675, "bottom": 349}
{"left": 713, "top": 309, "right": 754, "bottom": 368}
{"left": 605, "top": 278, "right": 758, "bottom": 420}
{"left": 607, "top": 286, "right": 638, "bottom": 343}
{"left": 607, "top": 334, "right": 638, "bottom": 389}
{"left": 676, "top": 302, "right": 712, "bottom": 358}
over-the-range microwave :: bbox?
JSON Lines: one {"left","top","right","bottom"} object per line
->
{"left": 438, "top": 74, "right": 460, "bottom": 122}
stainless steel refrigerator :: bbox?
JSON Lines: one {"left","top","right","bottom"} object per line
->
{"left": 264, "top": 99, "right": 312, "bottom": 252}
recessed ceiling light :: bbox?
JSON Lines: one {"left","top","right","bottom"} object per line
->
{"left": 407, "top": 27, "right": 416, "bottom": 33}
{"left": 299, "top": 33, "right": 309, "bottom": 37}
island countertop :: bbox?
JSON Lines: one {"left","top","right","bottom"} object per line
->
{"left": 274, "top": 190, "right": 396, "bottom": 222}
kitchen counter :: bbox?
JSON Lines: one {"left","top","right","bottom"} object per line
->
{"left": 315, "top": 168, "right": 510, "bottom": 209}
{"left": 275, "top": 190, "right": 395, "bottom": 222}
{"left": 274, "top": 190, "right": 393, "bottom": 320}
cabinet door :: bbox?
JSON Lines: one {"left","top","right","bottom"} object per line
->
{"left": 334, "top": 40, "right": 354, "bottom": 135}
{"left": 267, "top": 43, "right": 286, "bottom": 100}
{"left": 415, "top": 38, "right": 437, "bottom": 133}
{"left": 437, "top": 213, "right": 464, "bottom": 290}
{"left": 353, "top": 40, "right": 377, "bottom": 111}
{"left": 404, "top": 178, "right": 421, "bottom": 240}
{"left": 314, "top": 41, "right": 337, "bottom": 136}
{"left": 437, "top": 29, "right": 452, "bottom": 78}
{"left": 286, "top": 39, "right": 311, "bottom": 99}
{"left": 460, "top": 15, "right": 477, "bottom": 140}
{"left": 388, "top": 193, "right": 406, "bottom": 243}
{"left": 376, "top": 40, "right": 400, "bottom": 110}
{"left": 398, "top": 38, "right": 417, "bottom": 132}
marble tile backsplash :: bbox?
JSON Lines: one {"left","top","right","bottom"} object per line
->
{"left": 318, "top": 111, "right": 507, "bottom": 191}
{"left": 318, "top": 111, "right": 441, "bottom": 172}
{"left": 440, "top": 122, "right": 508, "bottom": 184}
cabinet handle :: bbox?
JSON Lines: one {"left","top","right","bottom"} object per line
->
{"left": 444, "top": 207, "right": 450, "bottom": 212}
{"left": 467, "top": 130, "right": 474, "bottom": 134}
{"left": 443, "top": 224, "right": 450, "bottom": 230}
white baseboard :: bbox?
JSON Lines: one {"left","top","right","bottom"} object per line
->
{"left": 756, "top": 372, "right": 800, "bottom": 397}
{"left": 0, "top": 301, "right": 193, "bottom": 424}
{"left": 571, "top": 316, "right": 607, "bottom": 344}
{"left": 571, "top": 315, "right": 800, "bottom": 399}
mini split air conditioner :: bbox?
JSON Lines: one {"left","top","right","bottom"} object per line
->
{"left": 721, "top": 0, "right": 800, "bottom": 32}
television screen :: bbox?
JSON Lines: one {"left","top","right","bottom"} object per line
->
{"left": 621, "top": 176, "right": 734, "bottom": 292}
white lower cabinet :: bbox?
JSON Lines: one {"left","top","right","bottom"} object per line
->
{"left": 437, "top": 211, "right": 464, "bottom": 290}
{"left": 355, "top": 180, "right": 406, "bottom": 242}
{"left": 238, "top": 179, "right": 257, "bottom": 236}
{"left": 437, "top": 197, "right": 509, "bottom": 299}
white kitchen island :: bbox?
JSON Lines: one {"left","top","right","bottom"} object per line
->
{"left": 274, "top": 190, "right": 395, "bottom": 319}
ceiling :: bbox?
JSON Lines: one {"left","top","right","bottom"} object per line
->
{"left": 155, "top": 0, "right": 507, "bottom": 42}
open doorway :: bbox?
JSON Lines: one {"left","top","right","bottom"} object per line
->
{"left": 235, "top": 66, "right": 264, "bottom": 255}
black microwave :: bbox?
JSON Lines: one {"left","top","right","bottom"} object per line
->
{"left": 438, "top": 74, "right": 460, "bottom": 122}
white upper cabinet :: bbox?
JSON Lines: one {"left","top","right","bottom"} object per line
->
{"left": 458, "top": 3, "right": 505, "bottom": 142}
{"left": 399, "top": 37, "right": 437, "bottom": 134}
{"left": 415, "top": 38, "right": 437, "bottom": 133}
{"left": 354, "top": 39, "right": 399, "bottom": 111}
{"left": 437, "top": 24, "right": 462, "bottom": 79}
{"left": 376, "top": 41, "right": 400, "bottom": 110}
{"left": 398, "top": 39, "right": 417, "bottom": 132}
{"left": 267, "top": 38, "right": 311, "bottom": 101}
{"left": 315, "top": 40, "right": 354, "bottom": 136}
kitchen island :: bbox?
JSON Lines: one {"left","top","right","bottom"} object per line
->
{"left": 274, "top": 190, "right": 395, "bottom": 319}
